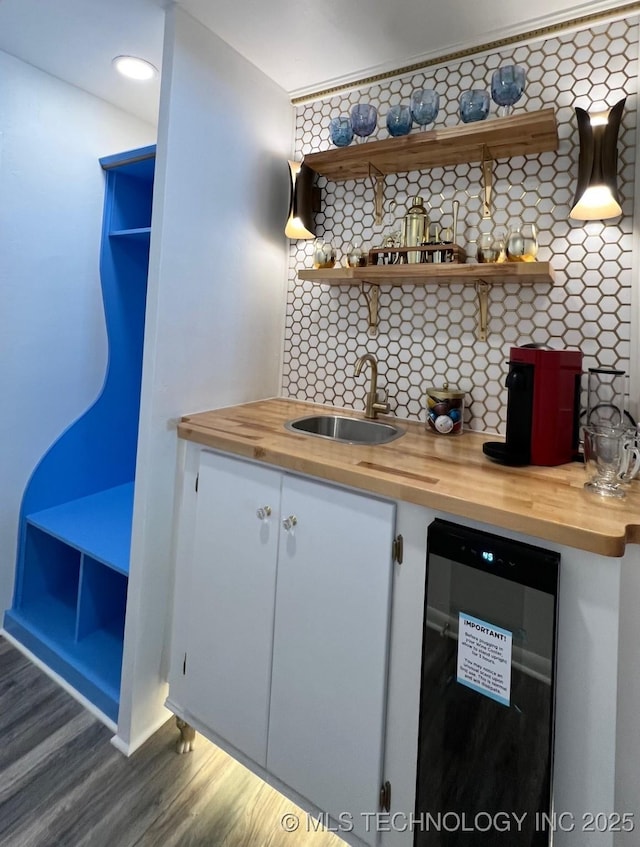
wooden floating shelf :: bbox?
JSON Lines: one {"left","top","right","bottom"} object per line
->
{"left": 303, "top": 109, "right": 558, "bottom": 181}
{"left": 299, "top": 262, "right": 555, "bottom": 340}
{"left": 300, "top": 110, "right": 558, "bottom": 335}
{"left": 298, "top": 262, "right": 556, "bottom": 287}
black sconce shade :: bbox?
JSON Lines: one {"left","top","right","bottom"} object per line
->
{"left": 285, "top": 160, "right": 315, "bottom": 239}
{"left": 570, "top": 97, "right": 626, "bottom": 220}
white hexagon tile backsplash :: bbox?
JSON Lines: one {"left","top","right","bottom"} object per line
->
{"left": 283, "top": 18, "right": 638, "bottom": 434}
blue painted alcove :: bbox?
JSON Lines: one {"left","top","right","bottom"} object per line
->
{"left": 4, "top": 145, "right": 156, "bottom": 721}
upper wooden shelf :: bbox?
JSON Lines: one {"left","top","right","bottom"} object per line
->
{"left": 298, "top": 262, "right": 556, "bottom": 287}
{"left": 303, "top": 109, "right": 558, "bottom": 181}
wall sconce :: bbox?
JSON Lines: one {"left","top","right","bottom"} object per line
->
{"left": 570, "top": 97, "right": 626, "bottom": 221}
{"left": 285, "top": 160, "right": 316, "bottom": 239}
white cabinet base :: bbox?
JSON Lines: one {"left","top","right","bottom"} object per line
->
{"left": 166, "top": 697, "right": 378, "bottom": 847}
{"left": 267, "top": 474, "right": 395, "bottom": 846}
{"left": 168, "top": 447, "right": 396, "bottom": 847}
{"left": 168, "top": 447, "right": 631, "bottom": 847}
{"left": 182, "top": 451, "right": 281, "bottom": 767}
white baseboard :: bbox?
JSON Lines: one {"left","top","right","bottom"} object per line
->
{"left": 110, "top": 708, "right": 172, "bottom": 757}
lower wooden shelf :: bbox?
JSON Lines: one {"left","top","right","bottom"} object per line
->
{"left": 298, "top": 261, "right": 555, "bottom": 286}
{"left": 298, "top": 262, "right": 556, "bottom": 339}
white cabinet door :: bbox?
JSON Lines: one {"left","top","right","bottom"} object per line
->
{"left": 267, "top": 474, "right": 395, "bottom": 844}
{"left": 184, "top": 451, "right": 281, "bottom": 767}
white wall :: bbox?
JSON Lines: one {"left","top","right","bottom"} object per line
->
{"left": 0, "top": 49, "right": 155, "bottom": 615}
{"left": 117, "top": 5, "right": 292, "bottom": 750}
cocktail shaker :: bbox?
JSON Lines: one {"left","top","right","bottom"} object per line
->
{"left": 402, "top": 196, "right": 428, "bottom": 264}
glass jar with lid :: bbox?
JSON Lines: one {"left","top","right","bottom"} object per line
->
{"left": 425, "top": 383, "right": 465, "bottom": 435}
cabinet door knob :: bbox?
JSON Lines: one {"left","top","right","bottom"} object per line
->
{"left": 256, "top": 506, "right": 272, "bottom": 520}
{"left": 282, "top": 515, "right": 298, "bottom": 531}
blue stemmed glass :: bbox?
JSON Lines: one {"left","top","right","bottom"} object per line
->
{"left": 410, "top": 89, "right": 439, "bottom": 130}
{"left": 329, "top": 116, "right": 353, "bottom": 147}
{"left": 386, "top": 105, "right": 412, "bottom": 137}
{"left": 350, "top": 103, "right": 377, "bottom": 142}
{"left": 459, "top": 90, "right": 490, "bottom": 123}
{"left": 491, "top": 65, "right": 526, "bottom": 116}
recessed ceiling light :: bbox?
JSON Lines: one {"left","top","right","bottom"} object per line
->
{"left": 112, "top": 55, "right": 158, "bottom": 81}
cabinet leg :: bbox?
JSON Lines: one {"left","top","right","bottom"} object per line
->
{"left": 175, "top": 716, "right": 196, "bottom": 754}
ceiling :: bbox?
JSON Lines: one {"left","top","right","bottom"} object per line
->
{"left": 0, "top": 0, "right": 165, "bottom": 126}
{"left": 0, "top": 0, "right": 629, "bottom": 125}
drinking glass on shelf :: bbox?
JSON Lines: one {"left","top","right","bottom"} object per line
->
{"left": 386, "top": 105, "right": 412, "bottom": 137}
{"left": 410, "top": 89, "right": 439, "bottom": 130}
{"left": 491, "top": 65, "right": 526, "bottom": 116}
{"left": 350, "top": 104, "right": 378, "bottom": 142}
{"left": 493, "top": 232, "right": 506, "bottom": 262}
{"left": 345, "top": 239, "right": 367, "bottom": 267}
{"left": 505, "top": 223, "right": 538, "bottom": 261}
{"left": 312, "top": 238, "right": 336, "bottom": 269}
{"left": 459, "top": 90, "right": 490, "bottom": 123}
{"left": 329, "top": 115, "right": 353, "bottom": 147}
{"left": 477, "top": 233, "right": 500, "bottom": 262}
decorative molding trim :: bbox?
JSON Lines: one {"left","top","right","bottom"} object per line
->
{"left": 291, "top": 2, "right": 640, "bottom": 105}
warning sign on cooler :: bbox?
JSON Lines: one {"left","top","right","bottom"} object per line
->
{"left": 456, "top": 612, "right": 513, "bottom": 706}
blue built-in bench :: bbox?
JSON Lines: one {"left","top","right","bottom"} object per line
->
{"left": 4, "top": 145, "right": 155, "bottom": 724}
{"left": 5, "top": 484, "right": 134, "bottom": 718}
{"left": 28, "top": 483, "right": 134, "bottom": 575}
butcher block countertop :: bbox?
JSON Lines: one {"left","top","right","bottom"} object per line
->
{"left": 178, "top": 397, "right": 640, "bottom": 558}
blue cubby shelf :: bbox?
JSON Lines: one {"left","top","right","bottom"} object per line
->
{"left": 5, "top": 486, "right": 134, "bottom": 723}
{"left": 27, "top": 483, "right": 134, "bottom": 576}
{"left": 4, "top": 144, "right": 155, "bottom": 724}
{"left": 5, "top": 603, "right": 122, "bottom": 721}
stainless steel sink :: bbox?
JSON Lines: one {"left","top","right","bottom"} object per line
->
{"left": 285, "top": 414, "right": 404, "bottom": 445}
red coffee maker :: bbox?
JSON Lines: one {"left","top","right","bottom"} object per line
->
{"left": 483, "top": 345, "right": 583, "bottom": 466}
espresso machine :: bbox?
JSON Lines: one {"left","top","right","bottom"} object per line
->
{"left": 483, "top": 345, "right": 583, "bottom": 466}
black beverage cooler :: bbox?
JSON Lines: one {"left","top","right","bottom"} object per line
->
{"left": 415, "top": 520, "right": 560, "bottom": 846}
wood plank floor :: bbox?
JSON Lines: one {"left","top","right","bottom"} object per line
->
{"left": 0, "top": 638, "right": 344, "bottom": 847}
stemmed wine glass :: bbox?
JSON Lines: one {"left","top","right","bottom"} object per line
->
{"left": 491, "top": 65, "right": 526, "bottom": 116}
{"left": 386, "top": 105, "right": 412, "bottom": 137}
{"left": 459, "top": 90, "right": 490, "bottom": 123}
{"left": 350, "top": 104, "right": 377, "bottom": 142}
{"left": 410, "top": 89, "right": 439, "bottom": 130}
{"left": 329, "top": 116, "right": 353, "bottom": 147}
